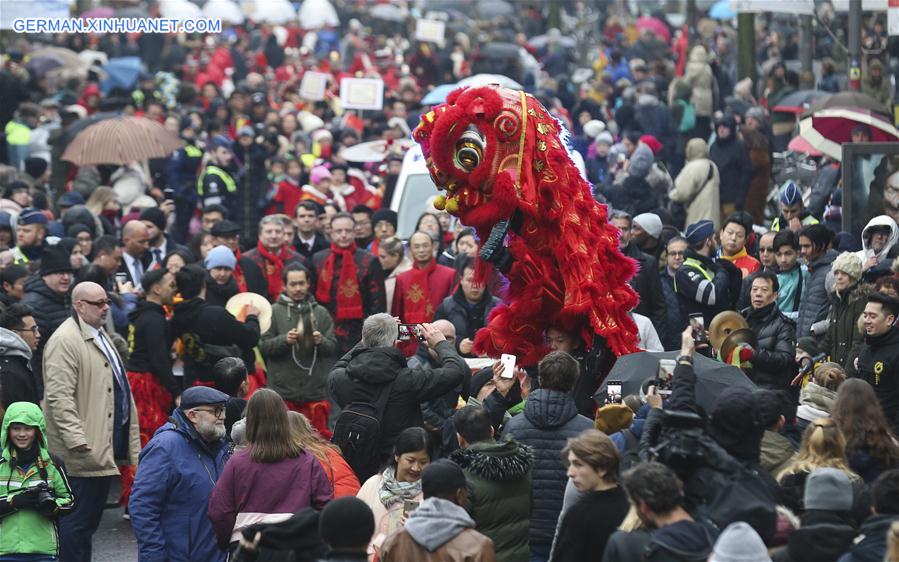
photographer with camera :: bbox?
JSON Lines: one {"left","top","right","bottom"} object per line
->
{"left": 638, "top": 326, "right": 781, "bottom": 544}
{"left": 0, "top": 402, "right": 74, "bottom": 559}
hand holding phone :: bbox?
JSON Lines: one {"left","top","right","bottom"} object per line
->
{"left": 607, "top": 380, "right": 622, "bottom": 404}
{"left": 500, "top": 354, "right": 516, "bottom": 378}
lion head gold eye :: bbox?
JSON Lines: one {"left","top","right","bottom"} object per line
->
{"left": 454, "top": 127, "right": 485, "bottom": 172}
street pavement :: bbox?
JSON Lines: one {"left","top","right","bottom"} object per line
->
{"left": 95, "top": 506, "right": 138, "bottom": 562}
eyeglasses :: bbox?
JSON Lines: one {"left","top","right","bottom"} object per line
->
{"left": 192, "top": 406, "right": 226, "bottom": 418}
{"left": 79, "top": 298, "right": 112, "bottom": 308}
{"left": 759, "top": 247, "right": 774, "bottom": 253}
{"left": 13, "top": 326, "right": 38, "bottom": 334}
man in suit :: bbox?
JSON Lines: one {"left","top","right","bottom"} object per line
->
{"left": 293, "top": 200, "right": 330, "bottom": 260}
{"left": 140, "top": 207, "right": 188, "bottom": 269}
{"left": 118, "top": 220, "right": 150, "bottom": 286}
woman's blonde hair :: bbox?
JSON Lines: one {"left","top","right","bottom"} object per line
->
{"left": 85, "top": 186, "right": 117, "bottom": 216}
{"left": 287, "top": 411, "right": 339, "bottom": 478}
{"left": 777, "top": 417, "right": 858, "bottom": 482}
{"left": 379, "top": 236, "right": 405, "bottom": 257}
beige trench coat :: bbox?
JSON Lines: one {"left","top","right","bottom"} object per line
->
{"left": 43, "top": 316, "right": 141, "bottom": 477}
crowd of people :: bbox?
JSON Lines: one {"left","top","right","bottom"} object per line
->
{"left": 2, "top": 1, "right": 899, "bottom": 561}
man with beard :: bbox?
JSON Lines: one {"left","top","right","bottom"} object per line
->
{"left": 139, "top": 207, "right": 188, "bottom": 270}
{"left": 129, "top": 386, "right": 231, "bottom": 562}
{"left": 0, "top": 208, "right": 47, "bottom": 272}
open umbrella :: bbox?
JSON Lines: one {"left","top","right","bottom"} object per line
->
{"left": 203, "top": 0, "right": 244, "bottom": 24}
{"left": 787, "top": 135, "right": 823, "bottom": 157}
{"left": 421, "top": 84, "right": 457, "bottom": 105}
{"left": 57, "top": 112, "right": 121, "bottom": 149}
{"left": 709, "top": 0, "right": 736, "bottom": 19}
{"left": 159, "top": 0, "right": 202, "bottom": 18}
{"left": 62, "top": 116, "right": 182, "bottom": 166}
{"left": 598, "top": 351, "right": 756, "bottom": 412}
{"left": 456, "top": 73, "right": 523, "bottom": 90}
{"left": 248, "top": 0, "right": 295, "bottom": 23}
{"left": 475, "top": 0, "right": 513, "bottom": 18}
{"left": 25, "top": 54, "right": 65, "bottom": 78}
{"left": 808, "top": 91, "right": 891, "bottom": 118}
{"left": 799, "top": 107, "right": 899, "bottom": 160}
{"left": 370, "top": 3, "right": 406, "bottom": 21}
{"left": 772, "top": 89, "right": 831, "bottom": 114}
{"left": 298, "top": 0, "right": 339, "bottom": 29}
{"left": 528, "top": 33, "right": 577, "bottom": 50}
{"left": 338, "top": 139, "right": 415, "bottom": 163}
{"left": 29, "top": 47, "right": 83, "bottom": 70}
{"left": 101, "top": 57, "right": 144, "bottom": 95}
{"left": 635, "top": 16, "right": 671, "bottom": 43}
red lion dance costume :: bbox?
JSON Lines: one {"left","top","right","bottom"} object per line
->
{"left": 413, "top": 85, "right": 640, "bottom": 365}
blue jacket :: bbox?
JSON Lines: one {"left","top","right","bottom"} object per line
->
{"left": 129, "top": 408, "right": 230, "bottom": 562}
{"left": 501, "top": 389, "right": 592, "bottom": 547}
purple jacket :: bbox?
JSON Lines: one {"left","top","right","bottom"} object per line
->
{"left": 207, "top": 448, "right": 333, "bottom": 546}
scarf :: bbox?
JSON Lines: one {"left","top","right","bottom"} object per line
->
{"left": 257, "top": 241, "right": 290, "bottom": 301}
{"left": 232, "top": 249, "right": 248, "bottom": 293}
{"left": 403, "top": 259, "right": 437, "bottom": 324}
{"left": 378, "top": 466, "right": 422, "bottom": 509}
{"left": 315, "top": 243, "right": 363, "bottom": 320}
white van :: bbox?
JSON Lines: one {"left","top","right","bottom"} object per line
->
{"left": 389, "top": 145, "right": 441, "bottom": 239}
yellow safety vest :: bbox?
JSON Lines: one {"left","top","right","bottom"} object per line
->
{"left": 197, "top": 165, "right": 236, "bottom": 196}
{"left": 4, "top": 121, "right": 30, "bottom": 146}
{"left": 770, "top": 215, "right": 819, "bottom": 232}
{"left": 673, "top": 257, "right": 713, "bottom": 293}
{"left": 184, "top": 144, "right": 203, "bottom": 158}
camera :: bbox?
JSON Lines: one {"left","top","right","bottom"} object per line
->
{"left": 649, "top": 410, "right": 707, "bottom": 471}
{"left": 31, "top": 482, "right": 56, "bottom": 512}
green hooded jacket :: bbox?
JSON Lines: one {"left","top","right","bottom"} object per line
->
{"left": 0, "top": 402, "right": 74, "bottom": 556}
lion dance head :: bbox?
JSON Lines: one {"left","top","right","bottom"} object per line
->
{"left": 414, "top": 85, "right": 639, "bottom": 363}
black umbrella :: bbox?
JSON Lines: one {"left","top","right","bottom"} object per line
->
{"left": 598, "top": 351, "right": 756, "bottom": 412}
{"left": 808, "top": 91, "right": 891, "bottom": 118}
{"left": 479, "top": 42, "right": 520, "bottom": 61}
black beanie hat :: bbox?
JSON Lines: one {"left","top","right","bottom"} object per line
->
{"left": 24, "top": 157, "right": 48, "bottom": 179}
{"left": 40, "top": 245, "right": 74, "bottom": 276}
{"left": 421, "top": 459, "right": 467, "bottom": 498}
{"left": 139, "top": 207, "right": 167, "bottom": 232}
{"left": 318, "top": 497, "right": 374, "bottom": 550}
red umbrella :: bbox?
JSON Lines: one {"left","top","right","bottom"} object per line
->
{"left": 798, "top": 107, "right": 899, "bottom": 160}
{"left": 787, "top": 135, "right": 822, "bottom": 157}
{"left": 636, "top": 16, "right": 671, "bottom": 43}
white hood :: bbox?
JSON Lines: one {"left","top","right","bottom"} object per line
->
{"left": 856, "top": 215, "right": 899, "bottom": 263}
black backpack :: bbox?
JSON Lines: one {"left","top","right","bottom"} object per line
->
{"left": 331, "top": 378, "right": 396, "bottom": 482}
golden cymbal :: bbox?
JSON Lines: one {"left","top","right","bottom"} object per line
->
{"left": 708, "top": 310, "right": 749, "bottom": 351}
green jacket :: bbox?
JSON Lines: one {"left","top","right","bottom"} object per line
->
{"left": 259, "top": 294, "right": 337, "bottom": 402}
{"left": 450, "top": 439, "right": 533, "bottom": 562}
{"left": 0, "top": 402, "right": 74, "bottom": 556}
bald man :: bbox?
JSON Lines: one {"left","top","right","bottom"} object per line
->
{"left": 392, "top": 231, "right": 456, "bottom": 324}
{"left": 119, "top": 220, "right": 151, "bottom": 286}
{"left": 408, "top": 319, "right": 461, "bottom": 453}
{"left": 43, "top": 281, "right": 141, "bottom": 562}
